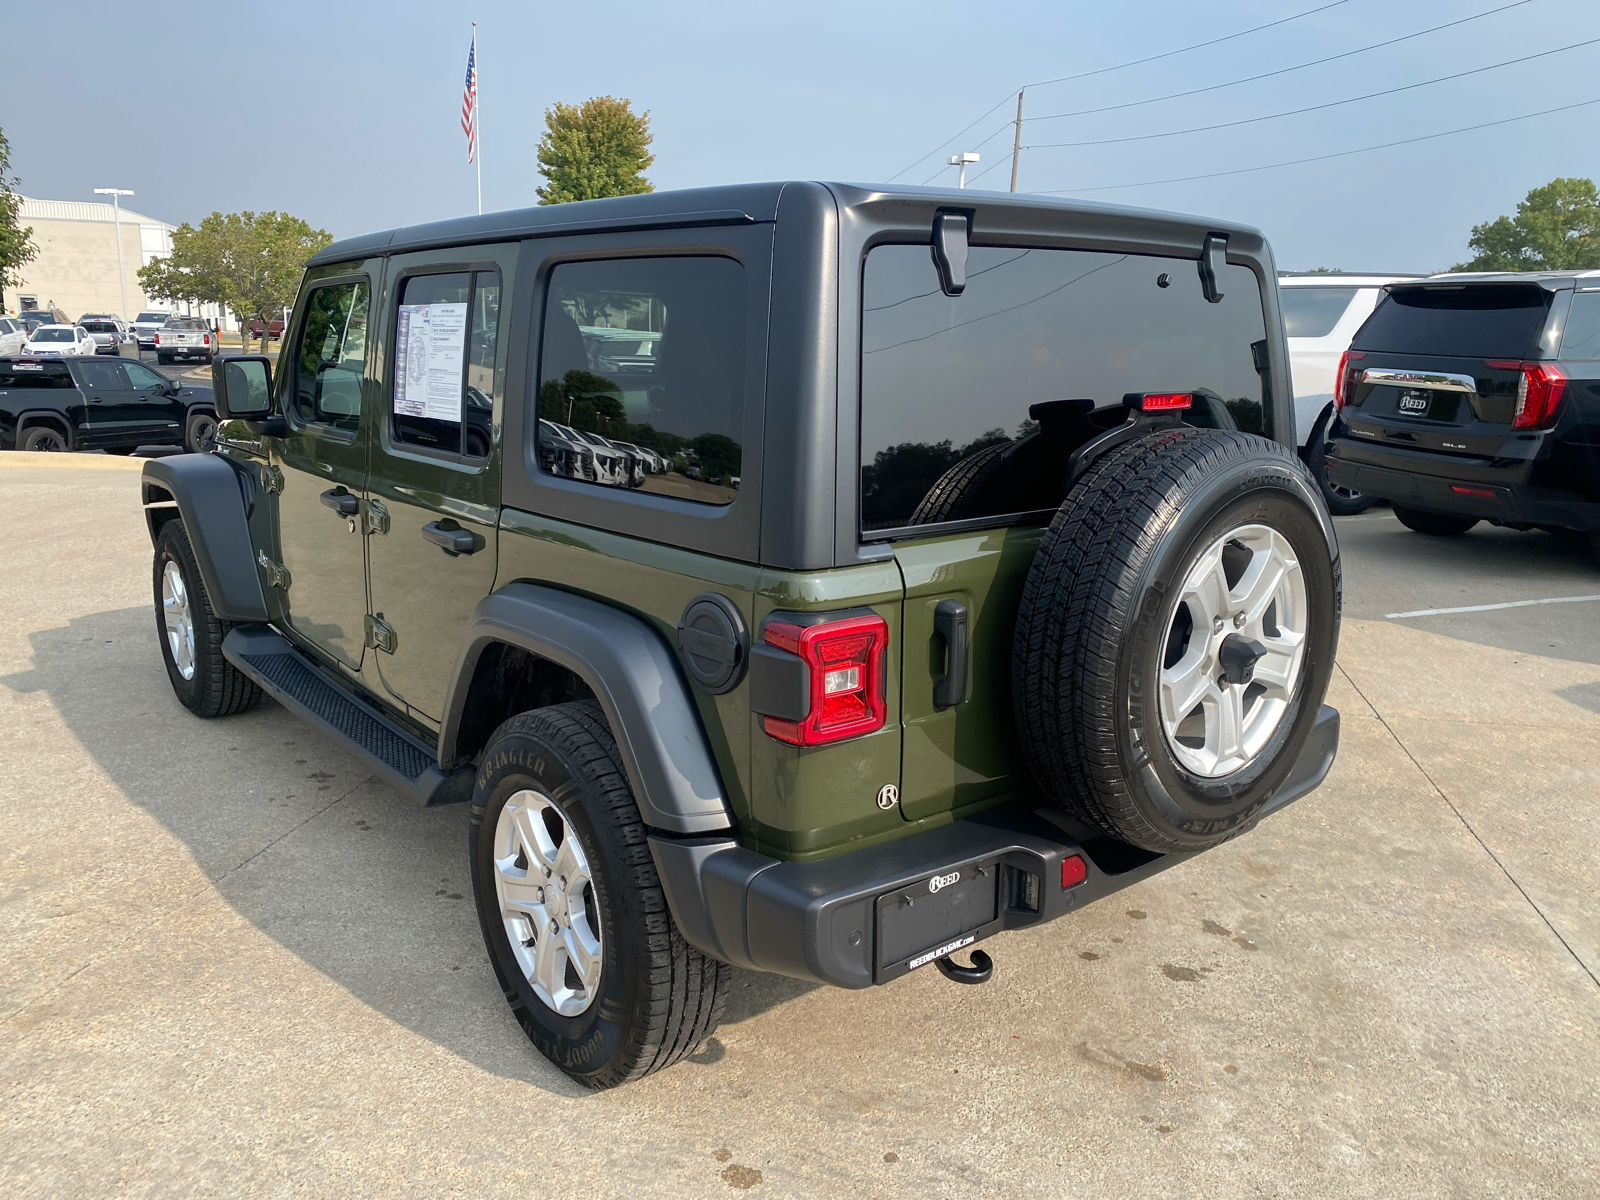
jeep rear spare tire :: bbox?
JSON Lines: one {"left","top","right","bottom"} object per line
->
{"left": 1014, "top": 427, "right": 1339, "bottom": 854}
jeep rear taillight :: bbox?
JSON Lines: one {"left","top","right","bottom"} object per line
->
{"left": 761, "top": 614, "right": 888, "bottom": 746}
{"left": 1334, "top": 350, "right": 1365, "bottom": 412}
{"left": 1486, "top": 360, "right": 1567, "bottom": 430}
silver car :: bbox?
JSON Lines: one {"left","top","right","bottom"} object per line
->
{"left": 78, "top": 317, "right": 135, "bottom": 355}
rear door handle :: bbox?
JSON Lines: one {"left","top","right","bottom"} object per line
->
{"left": 422, "top": 521, "right": 477, "bottom": 555}
{"left": 320, "top": 488, "right": 359, "bottom": 516}
{"left": 932, "top": 598, "right": 968, "bottom": 710}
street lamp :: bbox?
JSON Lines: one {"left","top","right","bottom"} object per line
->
{"left": 94, "top": 187, "right": 135, "bottom": 320}
{"left": 947, "top": 152, "right": 980, "bottom": 189}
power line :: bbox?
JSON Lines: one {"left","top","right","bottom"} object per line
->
{"left": 1037, "top": 96, "right": 1600, "bottom": 194}
{"left": 886, "top": 0, "right": 1355, "bottom": 182}
{"left": 1024, "top": 0, "right": 1534, "bottom": 125}
{"left": 918, "top": 120, "right": 1016, "bottom": 185}
{"left": 1021, "top": 0, "right": 1351, "bottom": 89}
{"left": 1023, "top": 35, "right": 1600, "bottom": 149}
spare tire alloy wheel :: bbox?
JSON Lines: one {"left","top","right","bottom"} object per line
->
{"left": 1159, "top": 524, "right": 1306, "bottom": 777}
{"left": 492, "top": 790, "right": 603, "bottom": 1017}
{"left": 1014, "top": 428, "right": 1340, "bottom": 855}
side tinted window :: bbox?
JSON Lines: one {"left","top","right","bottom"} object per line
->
{"left": 392, "top": 269, "right": 500, "bottom": 458}
{"left": 536, "top": 256, "right": 746, "bottom": 505}
{"left": 1561, "top": 290, "right": 1600, "bottom": 359}
{"left": 0, "top": 364, "right": 73, "bottom": 388}
{"left": 860, "top": 245, "right": 1268, "bottom": 532}
{"left": 291, "top": 281, "right": 370, "bottom": 430}
{"left": 124, "top": 361, "right": 166, "bottom": 390}
{"left": 72, "top": 359, "right": 128, "bottom": 391}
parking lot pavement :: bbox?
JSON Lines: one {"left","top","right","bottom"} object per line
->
{"left": 1, "top": 463, "right": 1596, "bottom": 1198}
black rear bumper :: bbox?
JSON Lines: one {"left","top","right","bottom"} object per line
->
{"left": 651, "top": 704, "right": 1339, "bottom": 989}
{"left": 1326, "top": 436, "right": 1600, "bottom": 531}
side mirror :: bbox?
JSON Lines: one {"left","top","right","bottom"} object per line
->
{"left": 165, "top": 378, "right": 181, "bottom": 396}
{"left": 213, "top": 354, "right": 274, "bottom": 420}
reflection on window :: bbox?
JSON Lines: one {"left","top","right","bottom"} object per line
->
{"left": 859, "top": 245, "right": 1269, "bottom": 531}
{"left": 1280, "top": 287, "right": 1359, "bottom": 338}
{"left": 392, "top": 270, "right": 500, "bottom": 457}
{"left": 536, "top": 256, "right": 746, "bottom": 506}
{"left": 1562, "top": 291, "right": 1600, "bottom": 359}
{"left": 293, "top": 281, "right": 370, "bottom": 430}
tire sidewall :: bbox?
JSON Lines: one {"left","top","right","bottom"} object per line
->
{"left": 154, "top": 522, "right": 212, "bottom": 711}
{"left": 1117, "top": 443, "right": 1340, "bottom": 845}
{"left": 469, "top": 727, "right": 638, "bottom": 1083}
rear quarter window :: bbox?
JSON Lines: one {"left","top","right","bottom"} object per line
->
{"left": 1560, "top": 290, "right": 1600, "bottom": 359}
{"left": 1355, "top": 284, "right": 1550, "bottom": 359}
{"left": 0, "top": 364, "right": 74, "bottom": 388}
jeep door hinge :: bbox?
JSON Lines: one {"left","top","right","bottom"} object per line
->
{"left": 362, "top": 498, "right": 390, "bottom": 536}
{"left": 364, "top": 613, "right": 398, "bottom": 654}
{"left": 262, "top": 465, "right": 285, "bottom": 494}
{"left": 256, "top": 549, "right": 291, "bottom": 590}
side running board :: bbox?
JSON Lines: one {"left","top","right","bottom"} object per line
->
{"left": 221, "top": 625, "right": 473, "bottom": 806}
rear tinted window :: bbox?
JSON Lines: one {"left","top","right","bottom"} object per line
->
{"left": 1355, "top": 284, "right": 1550, "bottom": 358}
{"left": 80, "top": 321, "right": 117, "bottom": 332}
{"left": 136, "top": 313, "right": 170, "bottom": 324}
{"left": 860, "top": 244, "right": 1268, "bottom": 532}
{"left": 165, "top": 318, "right": 206, "bottom": 330}
{"left": 1560, "top": 290, "right": 1600, "bottom": 359}
{"left": 0, "top": 363, "right": 73, "bottom": 388}
{"left": 1280, "top": 286, "right": 1358, "bottom": 338}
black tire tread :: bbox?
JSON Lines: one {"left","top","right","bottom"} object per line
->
{"left": 1014, "top": 427, "right": 1311, "bottom": 853}
{"left": 1305, "top": 409, "right": 1375, "bottom": 516}
{"left": 155, "top": 520, "right": 263, "bottom": 718}
{"left": 490, "top": 701, "right": 728, "bottom": 1087}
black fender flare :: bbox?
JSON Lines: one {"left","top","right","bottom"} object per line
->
{"left": 16, "top": 409, "right": 75, "bottom": 449}
{"left": 442, "top": 583, "right": 736, "bottom": 835}
{"left": 140, "top": 454, "right": 269, "bottom": 623}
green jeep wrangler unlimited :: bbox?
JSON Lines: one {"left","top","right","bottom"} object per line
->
{"left": 141, "top": 183, "right": 1340, "bottom": 1088}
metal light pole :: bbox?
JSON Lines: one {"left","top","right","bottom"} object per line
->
{"left": 94, "top": 187, "right": 135, "bottom": 319}
{"left": 947, "top": 152, "right": 980, "bottom": 189}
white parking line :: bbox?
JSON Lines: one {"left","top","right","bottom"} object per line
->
{"left": 1385, "top": 594, "right": 1600, "bottom": 620}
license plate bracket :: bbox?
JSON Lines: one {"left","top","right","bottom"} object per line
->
{"left": 875, "top": 858, "right": 1001, "bottom": 981}
{"left": 1398, "top": 388, "right": 1432, "bottom": 415}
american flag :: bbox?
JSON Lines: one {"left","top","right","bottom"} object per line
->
{"left": 461, "top": 36, "right": 478, "bottom": 164}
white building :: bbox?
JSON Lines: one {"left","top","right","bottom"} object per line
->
{"left": 8, "top": 196, "right": 231, "bottom": 328}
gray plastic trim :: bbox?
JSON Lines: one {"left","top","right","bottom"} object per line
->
{"left": 140, "top": 454, "right": 269, "bottom": 623}
{"left": 440, "top": 583, "right": 736, "bottom": 834}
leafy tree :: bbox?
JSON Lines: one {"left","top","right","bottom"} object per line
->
{"left": 0, "top": 128, "right": 38, "bottom": 313}
{"left": 1454, "top": 177, "right": 1600, "bottom": 272}
{"left": 139, "top": 210, "right": 330, "bottom": 351}
{"left": 536, "top": 97, "right": 654, "bottom": 206}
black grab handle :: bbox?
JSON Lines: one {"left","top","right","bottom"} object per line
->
{"left": 935, "top": 948, "right": 993, "bottom": 985}
{"left": 932, "top": 598, "right": 968, "bottom": 710}
{"left": 422, "top": 521, "right": 477, "bottom": 556}
{"left": 320, "top": 488, "right": 359, "bottom": 516}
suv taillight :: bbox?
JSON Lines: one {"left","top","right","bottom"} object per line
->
{"left": 761, "top": 614, "right": 888, "bottom": 746}
{"left": 1486, "top": 360, "right": 1568, "bottom": 430}
{"left": 1333, "top": 350, "right": 1365, "bottom": 412}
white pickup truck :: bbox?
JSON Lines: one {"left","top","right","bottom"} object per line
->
{"left": 154, "top": 316, "right": 215, "bottom": 365}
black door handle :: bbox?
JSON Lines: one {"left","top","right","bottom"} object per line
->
{"left": 320, "top": 488, "right": 359, "bottom": 516}
{"left": 422, "top": 521, "right": 476, "bottom": 555}
{"left": 932, "top": 598, "right": 968, "bottom": 710}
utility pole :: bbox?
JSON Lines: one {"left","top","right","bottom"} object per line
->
{"left": 1009, "top": 90, "right": 1024, "bottom": 193}
{"left": 94, "top": 187, "right": 135, "bottom": 319}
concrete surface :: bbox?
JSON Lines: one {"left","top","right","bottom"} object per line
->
{"left": 0, "top": 462, "right": 1595, "bottom": 1198}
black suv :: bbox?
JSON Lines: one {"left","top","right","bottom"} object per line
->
{"left": 1324, "top": 272, "right": 1600, "bottom": 551}
{"left": 0, "top": 355, "right": 218, "bottom": 453}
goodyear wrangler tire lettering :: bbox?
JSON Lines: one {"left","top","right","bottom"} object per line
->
{"left": 1013, "top": 428, "right": 1340, "bottom": 855}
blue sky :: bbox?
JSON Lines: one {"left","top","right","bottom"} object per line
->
{"left": 4, "top": 0, "right": 1596, "bottom": 271}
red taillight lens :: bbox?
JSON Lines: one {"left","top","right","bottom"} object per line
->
{"left": 203, "top": 334, "right": 210, "bottom": 345}
{"left": 1061, "top": 854, "right": 1088, "bottom": 889}
{"left": 153, "top": 333, "right": 160, "bottom": 344}
{"left": 1450, "top": 485, "right": 1496, "bottom": 498}
{"left": 1333, "top": 350, "right": 1365, "bottom": 412}
{"left": 761, "top": 614, "right": 888, "bottom": 746}
{"left": 1137, "top": 392, "right": 1192, "bottom": 412}
{"left": 1485, "top": 360, "right": 1568, "bottom": 430}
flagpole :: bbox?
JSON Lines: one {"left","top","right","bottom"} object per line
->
{"left": 473, "top": 23, "right": 482, "bottom": 215}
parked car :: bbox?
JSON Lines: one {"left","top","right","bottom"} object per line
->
{"left": 19, "top": 308, "right": 70, "bottom": 334}
{"left": 21, "top": 324, "right": 97, "bottom": 356}
{"left": 0, "top": 355, "right": 215, "bottom": 453}
{"left": 143, "top": 181, "right": 1340, "bottom": 1090}
{"left": 0, "top": 317, "right": 28, "bottom": 356}
{"left": 1325, "top": 270, "right": 1600, "bottom": 556}
{"left": 536, "top": 417, "right": 596, "bottom": 480}
{"left": 248, "top": 307, "right": 291, "bottom": 340}
{"left": 131, "top": 311, "right": 174, "bottom": 348}
{"left": 79, "top": 317, "right": 137, "bottom": 355}
{"left": 155, "top": 316, "right": 216, "bottom": 365}
{"left": 1279, "top": 273, "right": 1423, "bottom": 514}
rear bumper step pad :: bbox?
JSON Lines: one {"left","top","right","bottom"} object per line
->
{"left": 222, "top": 625, "right": 471, "bottom": 806}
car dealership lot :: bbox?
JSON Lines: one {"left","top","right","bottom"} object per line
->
{"left": 0, "top": 458, "right": 1595, "bottom": 1198}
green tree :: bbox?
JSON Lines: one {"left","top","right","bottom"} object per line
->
{"left": 1454, "top": 177, "right": 1600, "bottom": 272}
{"left": 0, "top": 128, "right": 39, "bottom": 313}
{"left": 139, "top": 210, "right": 331, "bottom": 351}
{"left": 536, "top": 97, "right": 654, "bottom": 206}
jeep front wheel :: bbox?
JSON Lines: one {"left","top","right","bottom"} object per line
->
{"left": 1014, "top": 428, "right": 1340, "bottom": 854}
{"left": 153, "top": 520, "right": 264, "bottom": 717}
{"left": 470, "top": 701, "right": 729, "bottom": 1088}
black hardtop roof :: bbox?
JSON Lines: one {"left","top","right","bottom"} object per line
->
{"left": 308, "top": 181, "right": 1269, "bottom": 267}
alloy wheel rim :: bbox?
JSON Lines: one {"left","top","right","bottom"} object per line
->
{"left": 1157, "top": 523, "right": 1308, "bottom": 778}
{"left": 493, "top": 790, "right": 603, "bottom": 1017}
{"left": 161, "top": 560, "right": 196, "bottom": 680}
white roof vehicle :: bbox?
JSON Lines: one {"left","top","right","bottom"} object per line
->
{"left": 21, "top": 324, "right": 97, "bottom": 357}
{"left": 0, "top": 317, "right": 28, "bottom": 356}
{"left": 1279, "top": 274, "right": 1423, "bottom": 513}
